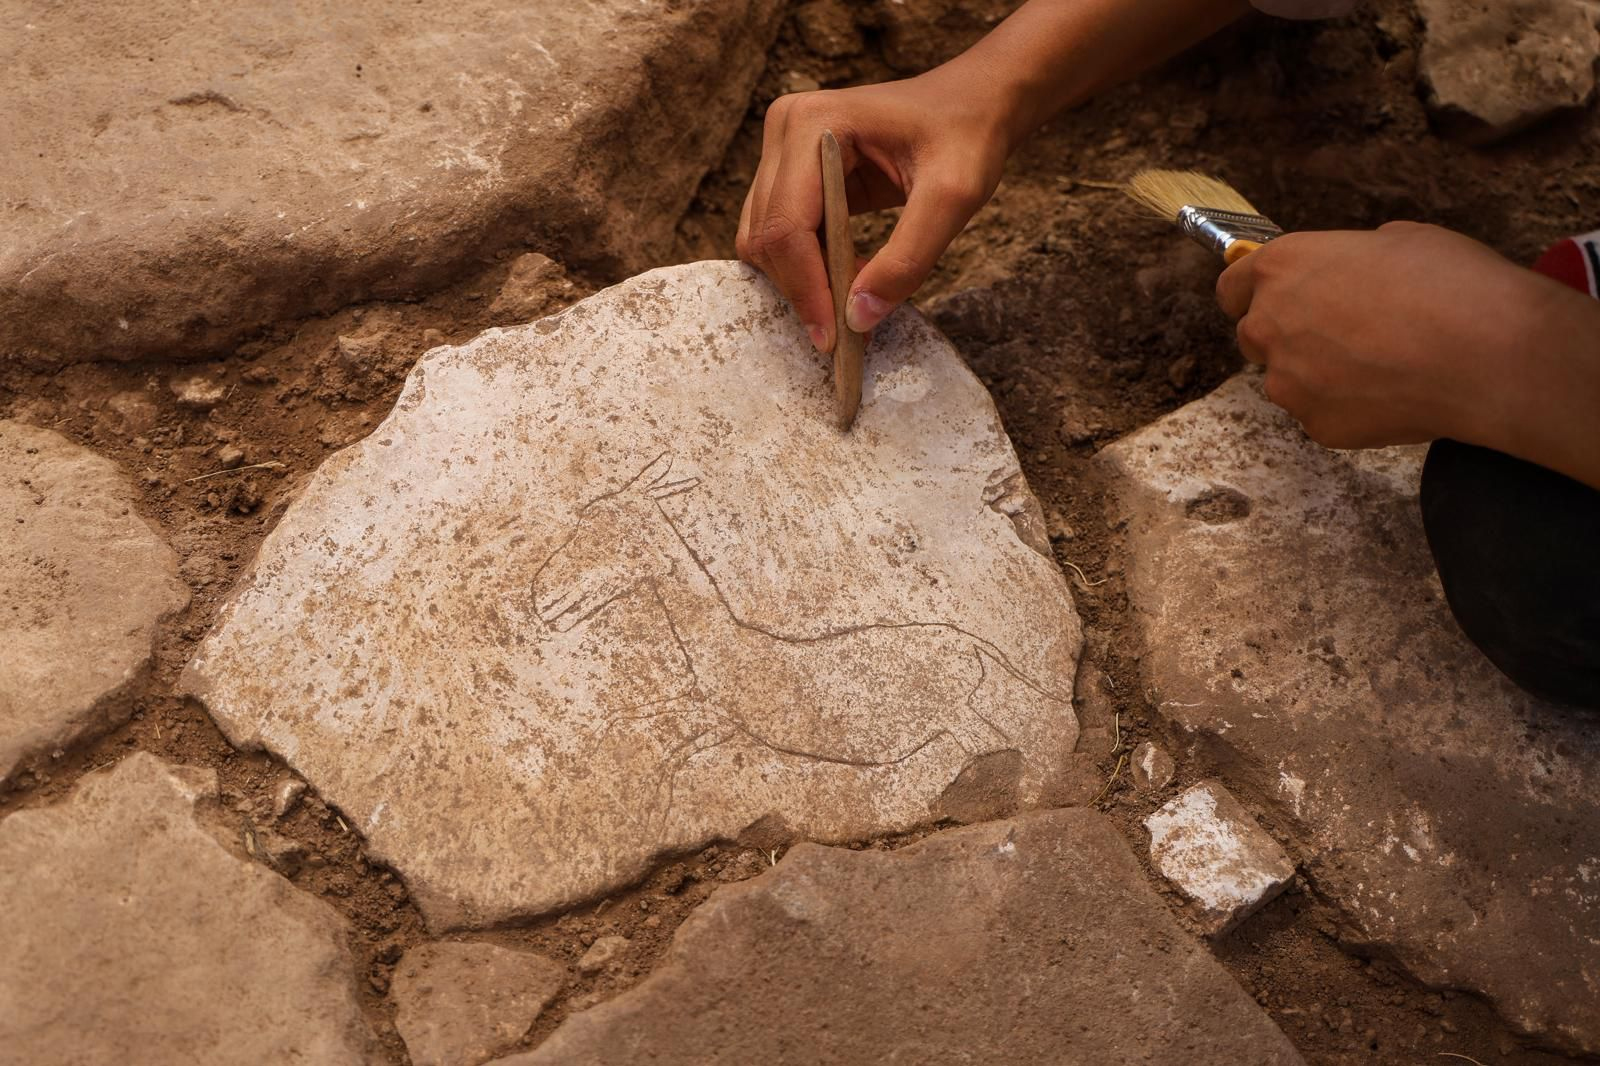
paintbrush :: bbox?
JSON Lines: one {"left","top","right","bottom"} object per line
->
{"left": 1126, "top": 169, "right": 1283, "bottom": 265}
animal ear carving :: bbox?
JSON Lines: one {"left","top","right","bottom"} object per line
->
{"left": 628, "top": 453, "right": 699, "bottom": 499}
{"left": 629, "top": 452, "right": 675, "bottom": 491}
{"left": 646, "top": 477, "right": 700, "bottom": 500}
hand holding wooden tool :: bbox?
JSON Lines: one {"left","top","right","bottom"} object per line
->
{"left": 820, "top": 130, "right": 864, "bottom": 431}
{"left": 1125, "top": 170, "right": 1283, "bottom": 264}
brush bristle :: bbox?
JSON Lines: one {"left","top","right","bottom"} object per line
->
{"left": 1125, "top": 169, "right": 1261, "bottom": 220}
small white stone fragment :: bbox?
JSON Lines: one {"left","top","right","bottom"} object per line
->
{"left": 576, "top": 935, "right": 630, "bottom": 976}
{"left": 1130, "top": 741, "right": 1175, "bottom": 793}
{"left": 273, "top": 776, "right": 308, "bottom": 819}
{"left": 170, "top": 376, "right": 227, "bottom": 409}
{"left": 1145, "top": 780, "right": 1294, "bottom": 935}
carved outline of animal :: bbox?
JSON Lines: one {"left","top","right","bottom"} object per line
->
{"left": 532, "top": 454, "right": 1071, "bottom": 780}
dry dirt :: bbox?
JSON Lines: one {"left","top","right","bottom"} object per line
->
{"left": 3, "top": 2, "right": 1599, "bottom": 1064}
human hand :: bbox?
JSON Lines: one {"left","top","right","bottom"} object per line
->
{"left": 1214, "top": 222, "right": 1600, "bottom": 468}
{"left": 736, "top": 73, "right": 1011, "bottom": 352}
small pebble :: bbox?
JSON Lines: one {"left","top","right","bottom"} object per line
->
{"left": 576, "top": 935, "right": 630, "bottom": 976}
{"left": 272, "top": 777, "right": 307, "bottom": 819}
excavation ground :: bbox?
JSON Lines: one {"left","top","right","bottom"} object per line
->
{"left": 4, "top": 4, "right": 1599, "bottom": 1064}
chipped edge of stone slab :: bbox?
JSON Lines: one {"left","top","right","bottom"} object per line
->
{"left": 1146, "top": 779, "right": 1296, "bottom": 935}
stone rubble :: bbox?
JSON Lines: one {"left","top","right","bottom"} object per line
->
{"left": 1, "top": 421, "right": 189, "bottom": 783}
{"left": 493, "top": 810, "right": 1304, "bottom": 1065}
{"left": 393, "top": 941, "right": 567, "bottom": 1066}
{"left": 1098, "top": 372, "right": 1600, "bottom": 1051}
{"left": 1146, "top": 780, "right": 1296, "bottom": 935}
{"left": 185, "top": 261, "right": 1083, "bottom": 928}
{"left": 0, "top": 753, "right": 378, "bottom": 1065}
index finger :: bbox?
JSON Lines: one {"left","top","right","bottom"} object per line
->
{"left": 1215, "top": 251, "right": 1260, "bottom": 321}
{"left": 753, "top": 138, "right": 835, "bottom": 352}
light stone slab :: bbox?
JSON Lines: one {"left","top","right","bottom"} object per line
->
{"left": 493, "top": 811, "right": 1304, "bottom": 1065}
{"left": 1, "top": 421, "right": 189, "bottom": 782}
{"left": 186, "top": 261, "right": 1083, "bottom": 928}
{"left": 1146, "top": 780, "right": 1295, "bottom": 934}
{"left": 0, "top": 753, "right": 378, "bottom": 1065}
{"left": 4, "top": 0, "right": 782, "bottom": 365}
{"left": 1098, "top": 373, "right": 1600, "bottom": 1052}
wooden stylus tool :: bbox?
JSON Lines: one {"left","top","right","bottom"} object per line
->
{"left": 820, "top": 129, "right": 864, "bottom": 431}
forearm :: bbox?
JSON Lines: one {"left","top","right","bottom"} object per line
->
{"left": 1491, "top": 280, "right": 1600, "bottom": 490}
{"left": 922, "top": 0, "right": 1252, "bottom": 151}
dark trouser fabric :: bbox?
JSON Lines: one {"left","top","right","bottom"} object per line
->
{"left": 1421, "top": 439, "right": 1600, "bottom": 709}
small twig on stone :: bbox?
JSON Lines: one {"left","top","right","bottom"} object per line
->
{"left": 1111, "top": 712, "right": 1121, "bottom": 754}
{"left": 1092, "top": 753, "right": 1127, "bottom": 806}
{"left": 335, "top": 815, "right": 349, "bottom": 834}
{"left": 1067, "top": 178, "right": 1124, "bottom": 191}
{"left": 1438, "top": 1055, "right": 1488, "bottom": 1066}
{"left": 184, "top": 460, "right": 285, "bottom": 483}
{"left": 1061, "top": 560, "right": 1109, "bottom": 589}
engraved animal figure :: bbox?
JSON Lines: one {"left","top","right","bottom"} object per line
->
{"left": 534, "top": 456, "right": 1071, "bottom": 780}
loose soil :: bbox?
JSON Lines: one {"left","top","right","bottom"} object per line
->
{"left": 3, "top": 3, "right": 1598, "bottom": 1064}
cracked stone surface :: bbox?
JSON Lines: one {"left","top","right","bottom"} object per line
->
{"left": 494, "top": 810, "right": 1303, "bottom": 1065}
{"left": 4, "top": 0, "right": 782, "bottom": 365}
{"left": 393, "top": 942, "right": 566, "bottom": 1066}
{"left": 186, "top": 261, "right": 1083, "bottom": 928}
{"left": 0, "top": 753, "right": 378, "bottom": 1065}
{"left": 1146, "top": 780, "right": 1295, "bottom": 935}
{"left": 1417, "top": 0, "right": 1599, "bottom": 140}
{"left": 1098, "top": 373, "right": 1600, "bottom": 1052}
{"left": 1, "top": 420, "right": 189, "bottom": 782}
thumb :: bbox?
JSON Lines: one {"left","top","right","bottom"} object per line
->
{"left": 847, "top": 176, "right": 986, "bottom": 333}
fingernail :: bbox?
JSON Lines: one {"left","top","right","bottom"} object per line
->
{"left": 846, "top": 291, "right": 892, "bottom": 334}
{"left": 806, "top": 323, "right": 828, "bottom": 351}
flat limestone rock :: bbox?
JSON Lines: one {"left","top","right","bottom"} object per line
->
{"left": 1146, "top": 780, "right": 1295, "bottom": 935}
{"left": 4, "top": 1, "right": 782, "bottom": 365}
{"left": 1416, "top": 0, "right": 1599, "bottom": 140}
{"left": 394, "top": 942, "right": 566, "bottom": 1066}
{"left": 493, "top": 810, "right": 1303, "bottom": 1065}
{"left": 0, "top": 753, "right": 378, "bottom": 1065}
{"left": 186, "top": 261, "right": 1082, "bottom": 927}
{"left": 1, "top": 421, "right": 189, "bottom": 781}
{"left": 1098, "top": 373, "right": 1600, "bottom": 1052}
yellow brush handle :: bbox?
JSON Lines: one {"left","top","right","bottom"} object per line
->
{"left": 1223, "top": 240, "right": 1263, "bottom": 265}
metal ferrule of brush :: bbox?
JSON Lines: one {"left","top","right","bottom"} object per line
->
{"left": 1176, "top": 205, "right": 1284, "bottom": 259}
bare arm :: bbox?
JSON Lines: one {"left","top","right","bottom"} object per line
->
{"left": 737, "top": 0, "right": 1252, "bottom": 351}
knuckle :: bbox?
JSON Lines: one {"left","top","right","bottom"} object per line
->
{"left": 928, "top": 176, "right": 986, "bottom": 214}
{"left": 1214, "top": 273, "right": 1234, "bottom": 306}
{"left": 1378, "top": 219, "right": 1427, "bottom": 236}
{"left": 875, "top": 249, "right": 927, "bottom": 285}
{"left": 765, "top": 93, "right": 796, "bottom": 121}
{"left": 1262, "top": 369, "right": 1297, "bottom": 411}
{"left": 1236, "top": 313, "right": 1275, "bottom": 351}
{"left": 753, "top": 213, "right": 803, "bottom": 255}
